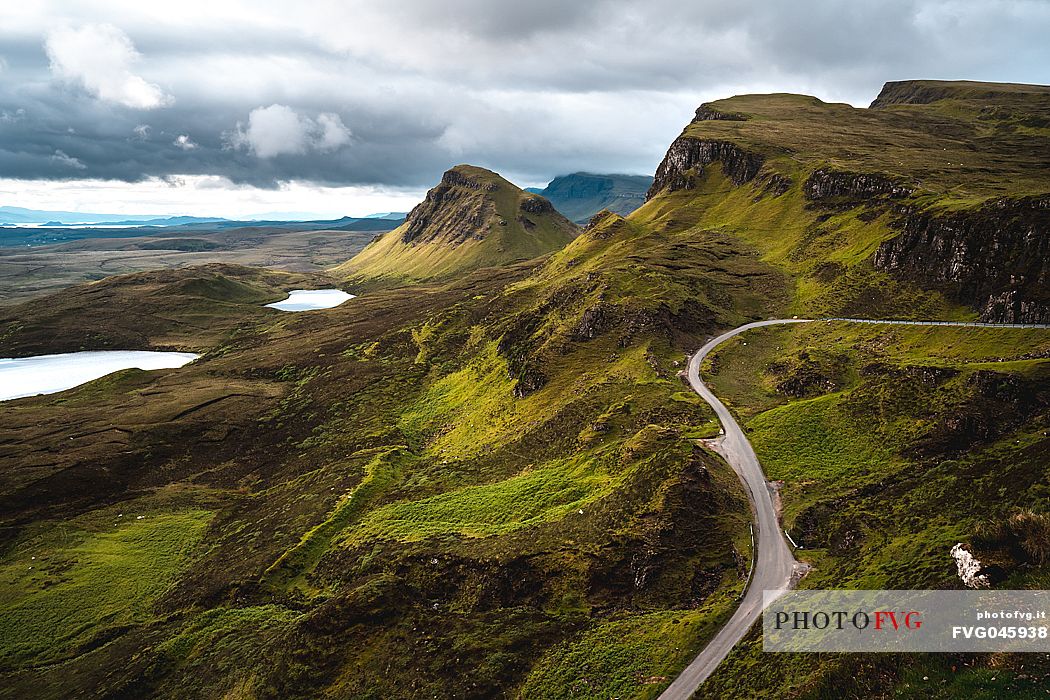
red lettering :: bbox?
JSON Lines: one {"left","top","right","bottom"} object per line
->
{"left": 874, "top": 611, "right": 900, "bottom": 631}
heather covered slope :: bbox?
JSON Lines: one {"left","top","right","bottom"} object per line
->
{"left": 337, "top": 165, "right": 578, "bottom": 286}
{"left": 0, "top": 263, "right": 327, "bottom": 356}
{"left": 0, "top": 209, "right": 776, "bottom": 698}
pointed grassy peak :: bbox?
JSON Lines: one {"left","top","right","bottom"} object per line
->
{"left": 336, "top": 164, "right": 578, "bottom": 286}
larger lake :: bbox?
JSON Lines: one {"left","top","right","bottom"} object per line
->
{"left": 266, "top": 289, "right": 355, "bottom": 311}
{"left": 0, "top": 351, "right": 199, "bottom": 402}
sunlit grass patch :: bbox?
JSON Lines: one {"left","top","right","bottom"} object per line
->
{"left": 519, "top": 596, "right": 738, "bottom": 700}
{"left": 0, "top": 508, "right": 212, "bottom": 667}
{"left": 342, "top": 452, "right": 624, "bottom": 543}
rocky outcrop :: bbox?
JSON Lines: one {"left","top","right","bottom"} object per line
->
{"left": 869, "top": 79, "right": 1050, "bottom": 109}
{"left": 519, "top": 195, "right": 555, "bottom": 214}
{"left": 692, "top": 103, "right": 747, "bottom": 122}
{"left": 399, "top": 171, "right": 497, "bottom": 245}
{"left": 584, "top": 211, "right": 631, "bottom": 240}
{"left": 757, "top": 172, "right": 792, "bottom": 197}
{"left": 869, "top": 81, "right": 968, "bottom": 108}
{"left": 342, "top": 163, "right": 577, "bottom": 283}
{"left": 571, "top": 304, "right": 618, "bottom": 341}
{"left": 586, "top": 209, "right": 616, "bottom": 229}
{"left": 439, "top": 168, "right": 499, "bottom": 192}
{"left": 646, "top": 137, "right": 764, "bottom": 199}
{"left": 911, "top": 368, "right": 1048, "bottom": 457}
{"left": 873, "top": 196, "right": 1050, "bottom": 323}
{"left": 803, "top": 168, "right": 913, "bottom": 202}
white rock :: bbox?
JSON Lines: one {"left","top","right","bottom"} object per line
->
{"left": 950, "top": 543, "right": 990, "bottom": 589}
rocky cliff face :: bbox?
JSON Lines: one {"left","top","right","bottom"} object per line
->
{"left": 874, "top": 196, "right": 1050, "bottom": 323}
{"left": 341, "top": 164, "right": 578, "bottom": 283}
{"left": 691, "top": 103, "right": 747, "bottom": 123}
{"left": 400, "top": 169, "right": 499, "bottom": 245}
{"left": 869, "top": 80, "right": 971, "bottom": 108}
{"left": 869, "top": 79, "right": 1050, "bottom": 109}
{"left": 646, "top": 137, "right": 764, "bottom": 199}
{"left": 804, "top": 169, "right": 913, "bottom": 201}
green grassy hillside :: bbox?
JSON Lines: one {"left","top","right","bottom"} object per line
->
{"left": 337, "top": 165, "right": 578, "bottom": 286}
{"left": 681, "top": 83, "right": 1050, "bottom": 198}
{"left": 0, "top": 247, "right": 761, "bottom": 698}
{"left": 699, "top": 321, "right": 1050, "bottom": 698}
{"left": 0, "top": 79, "right": 1047, "bottom": 700}
{"left": 638, "top": 80, "right": 1049, "bottom": 323}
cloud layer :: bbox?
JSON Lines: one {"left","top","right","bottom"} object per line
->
{"left": 0, "top": 0, "right": 1047, "bottom": 212}
{"left": 44, "top": 24, "right": 173, "bottom": 109}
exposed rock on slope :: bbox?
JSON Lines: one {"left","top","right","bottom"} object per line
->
{"left": 337, "top": 165, "right": 577, "bottom": 284}
{"left": 692, "top": 103, "right": 747, "bottom": 122}
{"left": 646, "top": 137, "right": 764, "bottom": 199}
{"left": 399, "top": 169, "right": 498, "bottom": 245}
{"left": 870, "top": 79, "right": 1050, "bottom": 109}
{"left": 875, "top": 196, "right": 1050, "bottom": 323}
{"left": 803, "top": 169, "right": 913, "bottom": 201}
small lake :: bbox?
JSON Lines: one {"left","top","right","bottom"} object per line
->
{"left": 0, "top": 351, "right": 199, "bottom": 402}
{"left": 265, "top": 289, "right": 355, "bottom": 312}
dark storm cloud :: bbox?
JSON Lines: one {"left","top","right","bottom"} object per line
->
{"left": 0, "top": 82, "right": 453, "bottom": 187}
{"left": 0, "top": 0, "right": 1047, "bottom": 191}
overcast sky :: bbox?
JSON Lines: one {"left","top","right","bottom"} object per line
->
{"left": 0, "top": 1, "right": 1047, "bottom": 218}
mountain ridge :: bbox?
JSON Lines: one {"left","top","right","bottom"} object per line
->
{"left": 336, "top": 164, "right": 578, "bottom": 285}
{"left": 639, "top": 79, "right": 1050, "bottom": 322}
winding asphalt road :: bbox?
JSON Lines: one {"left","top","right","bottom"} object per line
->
{"left": 659, "top": 317, "right": 1050, "bottom": 700}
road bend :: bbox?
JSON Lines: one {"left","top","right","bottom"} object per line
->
{"left": 660, "top": 317, "right": 1049, "bottom": 699}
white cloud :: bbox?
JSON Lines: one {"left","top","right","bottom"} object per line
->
{"left": 131, "top": 124, "right": 151, "bottom": 140}
{"left": 316, "top": 112, "right": 351, "bottom": 151}
{"left": 51, "top": 150, "right": 87, "bottom": 169}
{"left": 232, "top": 104, "right": 308, "bottom": 157}
{"left": 4, "top": 1, "right": 1048, "bottom": 194}
{"left": 173, "top": 134, "right": 197, "bottom": 150}
{"left": 0, "top": 174, "right": 423, "bottom": 219}
{"left": 44, "top": 24, "right": 173, "bottom": 109}
{"left": 227, "top": 104, "right": 351, "bottom": 158}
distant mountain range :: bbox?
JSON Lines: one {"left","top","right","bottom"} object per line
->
{"left": 529, "top": 172, "right": 653, "bottom": 223}
{"left": 0, "top": 206, "right": 228, "bottom": 226}
{"left": 0, "top": 212, "right": 407, "bottom": 250}
{"left": 0, "top": 206, "right": 406, "bottom": 228}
